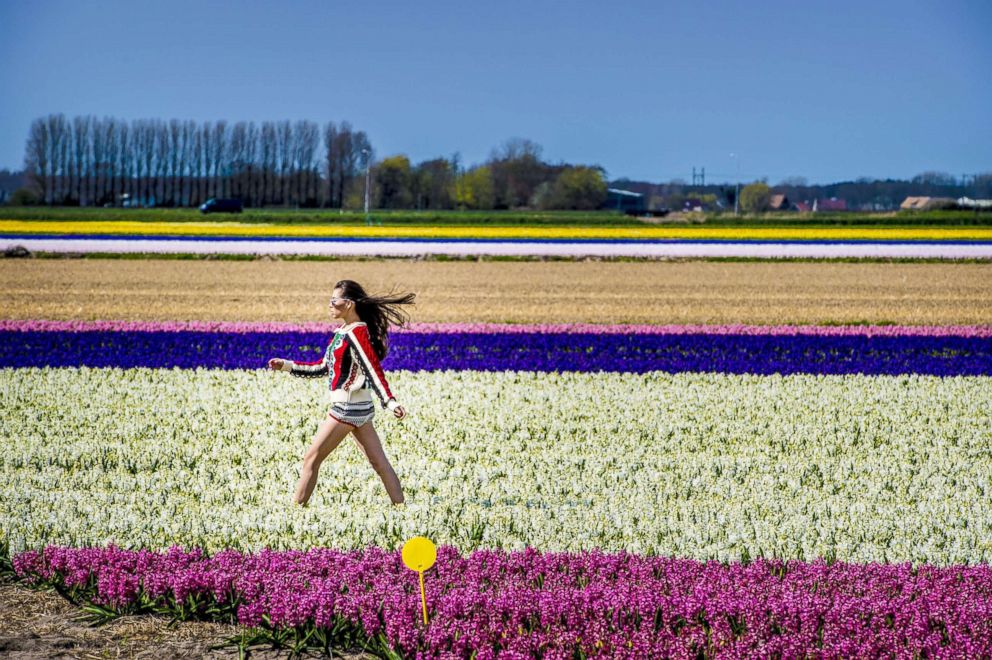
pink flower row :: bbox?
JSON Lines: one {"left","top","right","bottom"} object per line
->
{"left": 12, "top": 544, "right": 992, "bottom": 658}
{"left": 3, "top": 319, "right": 990, "bottom": 337}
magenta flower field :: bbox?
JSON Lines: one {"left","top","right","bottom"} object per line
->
{"left": 13, "top": 544, "right": 992, "bottom": 658}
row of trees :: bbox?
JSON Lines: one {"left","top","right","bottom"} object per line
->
{"left": 374, "top": 139, "right": 607, "bottom": 210}
{"left": 771, "top": 174, "right": 992, "bottom": 211}
{"left": 21, "top": 115, "right": 609, "bottom": 210}
{"left": 24, "top": 114, "right": 371, "bottom": 208}
{"left": 615, "top": 173, "right": 992, "bottom": 213}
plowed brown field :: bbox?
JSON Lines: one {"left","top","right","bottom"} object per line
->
{"left": 2, "top": 259, "right": 990, "bottom": 325}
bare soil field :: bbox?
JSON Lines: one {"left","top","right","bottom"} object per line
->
{"left": 1, "top": 259, "right": 990, "bottom": 325}
{"left": 0, "top": 581, "right": 372, "bottom": 659}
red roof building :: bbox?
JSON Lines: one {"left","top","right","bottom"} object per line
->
{"left": 814, "top": 198, "right": 848, "bottom": 211}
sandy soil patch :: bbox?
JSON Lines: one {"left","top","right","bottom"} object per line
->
{"left": 1, "top": 259, "right": 989, "bottom": 325}
{"left": 0, "top": 580, "right": 373, "bottom": 659}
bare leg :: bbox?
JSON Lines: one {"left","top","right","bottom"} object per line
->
{"left": 352, "top": 422, "right": 405, "bottom": 505}
{"left": 293, "top": 415, "right": 356, "bottom": 506}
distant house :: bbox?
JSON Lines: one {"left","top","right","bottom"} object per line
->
{"left": 814, "top": 197, "right": 848, "bottom": 212}
{"left": 605, "top": 188, "right": 645, "bottom": 214}
{"left": 682, "top": 197, "right": 704, "bottom": 212}
{"left": 794, "top": 201, "right": 812, "bottom": 212}
{"left": 900, "top": 196, "right": 955, "bottom": 210}
{"left": 957, "top": 197, "right": 992, "bottom": 209}
{"left": 900, "top": 196, "right": 931, "bottom": 210}
{"left": 769, "top": 194, "right": 790, "bottom": 210}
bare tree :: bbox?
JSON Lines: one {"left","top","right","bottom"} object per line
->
{"left": 24, "top": 117, "right": 50, "bottom": 204}
{"left": 323, "top": 121, "right": 360, "bottom": 208}
{"left": 91, "top": 117, "right": 108, "bottom": 205}
{"left": 334, "top": 122, "right": 355, "bottom": 208}
{"left": 44, "top": 114, "right": 68, "bottom": 204}
{"left": 114, "top": 119, "right": 129, "bottom": 205}
{"left": 129, "top": 120, "right": 142, "bottom": 205}
{"left": 180, "top": 120, "right": 195, "bottom": 206}
{"left": 69, "top": 115, "right": 92, "bottom": 206}
{"left": 209, "top": 120, "right": 227, "bottom": 199}
{"left": 292, "top": 120, "right": 319, "bottom": 206}
{"left": 488, "top": 137, "right": 547, "bottom": 209}
{"left": 414, "top": 158, "right": 456, "bottom": 210}
{"left": 260, "top": 121, "right": 276, "bottom": 206}
{"left": 167, "top": 119, "right": 181, "bottom": 206}
{"left": 292, "top": 120, "right": 304, "bottom": 206}
{"left": 153, "top": 119, "right": 168, "bottom": 206}
{"left": 90, "top": 118, "right": 103, "bottom": 205}
{"left": 276, "top": 120, "right": 292, "bottom": 206}
{"left": 143, "top": 120, "right": 156, "bottom": 205}
{"left": 197, "top": 121, "right": 212, "bottom": 203}
{"left": 130, "top": 120, "right": 148, "bottom": 205}
{"left": 323, "top": 121, "right": 338, "bottom": 207}
{"left": 244, "top": 121, "right": 259, "bottom": 206}
{"left": 22, "top": 113, "right": 376, "bottom": 208}
{"left": 194, "top": 122, "right": 208, "bottom": 206}
{"left": 228, "top": 121, "right": 248, "bottom": 202}
{"left": 65, "top": 119, "right": 76, "bottom": 204}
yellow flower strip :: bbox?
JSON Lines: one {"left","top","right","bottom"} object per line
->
{"left": 2, "top": 220, "right": 992, "bottom": 241}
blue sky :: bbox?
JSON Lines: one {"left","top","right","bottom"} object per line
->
{"left": 1, "top": 0, "right": 989, "bottom": 184}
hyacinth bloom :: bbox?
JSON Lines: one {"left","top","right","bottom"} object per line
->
{"left": 1, "top": 321, "right": 989, "bottom": 375}
{"left": 12, "top": 544, "right": 992, "bottom": 658}
{"left": 4, "top": 367, "right": 990, "bottom": 564}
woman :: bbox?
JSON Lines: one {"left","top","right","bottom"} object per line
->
{"left": 268, "top": 280, "right": 415, "bottom": 507}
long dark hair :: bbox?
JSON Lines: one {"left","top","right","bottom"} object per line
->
{"left": 335, "top": 280, "right": 416, "bottom": 360}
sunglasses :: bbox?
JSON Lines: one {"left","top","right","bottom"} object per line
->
{"left": 329, "top": 297, "right": 353, "bottom": 306}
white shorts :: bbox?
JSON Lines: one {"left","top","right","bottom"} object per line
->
{"left": 328, "top": 400, "right": 375, "bottom": 427}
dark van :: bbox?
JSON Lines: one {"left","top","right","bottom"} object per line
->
{"left": 199, "top": 198, "right": 243, "bottom": 214}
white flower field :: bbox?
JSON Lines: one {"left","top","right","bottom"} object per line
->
{"left": 4, "top": 367, "right": 990, "bottom": 566}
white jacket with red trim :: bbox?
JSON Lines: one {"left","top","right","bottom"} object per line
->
{"left": 279, "top": 321, "right": 400, "bottom": 412}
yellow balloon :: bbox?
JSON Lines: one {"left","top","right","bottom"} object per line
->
{"left": 402, "top": 536, "right": 437, "bottom": 572}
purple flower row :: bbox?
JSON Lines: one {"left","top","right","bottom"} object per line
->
{"left": 12, "top": 544, "right": 992, "bottom": 658}
{"left": 1, "top": 329, "right": 990, "bottom": 375}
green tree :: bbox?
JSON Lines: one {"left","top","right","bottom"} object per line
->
{"left": 342, "top": 176, "right": 365, "bottom": 210}
{"left": 740, "top": 182, "right": 772, "bottom": 214}
{"left": 544, "top": 167, "right": 608, "bottom": 210}
{"left": 412, "top": 158, "right": 455, "bottom": 210}
{"left": 9, "top": 187, "right": 40, "bottom": 205}
{"left": 456, "top": 165, "right": 495, "bottom": 209}
{"left": 488, "top": 138, "right": 548, "bottom": 208}
{"left": 374, "top": 155, "right": 413, "bottom": 209}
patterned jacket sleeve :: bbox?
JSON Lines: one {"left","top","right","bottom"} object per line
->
{"left": 346, "top": 324, "right": 399, "bottom": 411}
{"left": 280, "top": 340, "right": 330, "bottom": 379}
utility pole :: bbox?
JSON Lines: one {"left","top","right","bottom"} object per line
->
{"left": 692, "top": 167, "right": 707, "bottom": 186}
{"left": 730, "top": 154, "right": 740, "bottom": 215}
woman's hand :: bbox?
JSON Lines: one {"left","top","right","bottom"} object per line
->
{"left": 393, "top": 405, "right": 407, "bottom": 420}
{"left": 267, "top": 358, "right": 285, "bottom": 371}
